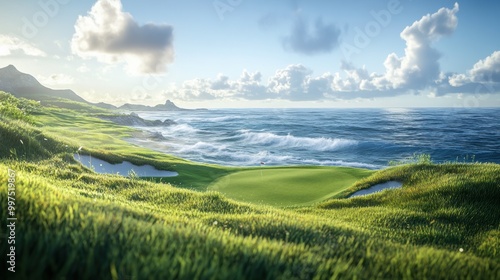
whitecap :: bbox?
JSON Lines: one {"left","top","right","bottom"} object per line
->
{"left": 222, "top": 150, "right": 294, "bottom": 166}
{"left": 177, "top": 141, "right": 227, "bottom": 154}
{"left": 165, "top": 123, "right": 199, "bottom": 134}
{"left": 240, "top": 131, "right": 358, "bottom": 151}
{"left": 205, "top": 116, "right": 242, "bottom": 122}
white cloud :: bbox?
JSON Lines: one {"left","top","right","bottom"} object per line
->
{"left": 163, "top": 65, "right": 335, "bottom": 101}
{"left": 37, "top": 74, "right": 75, "bottom": 86}
{"left": 379, "top": 2, "right": 459, "bottom": 89}
{"left": 305, "top": 73, "right": 335, "bottom": 99}
{"left": 71, "top": 0, "right": 174, "bottom": 74}
{"left": 164, "top": 70, "right": 269, "bottom": 101}
{"left": 169, "top": 78, "right": 231, "bottom": 101}
{"left": 449, "top": 51, "right": 500, "bottom": 86}
{"left": 210, "top": 74, "right": 231, "bottom": 90}
{"left": 268, "top": 64, "right": 311, "bottom": 97}
{"left": 233, "top": 70, "right": 268, "bottom": 99}
{"left": 159, "top": 3, "right": 497, "bottom": 102}
{"left": 0, "top": 35, "right": 46, "bottom": 57}
{"left": 310, "top": 2, "right": 459, "bottom": 97}
{"left": 266, "top": 65, "right": 332, "bottom": 100}
{"left": 341, "top": 2, "right": 461, "bottom": 92}
{"left": 331, "top": 62, "right": 372, "bottom": 92}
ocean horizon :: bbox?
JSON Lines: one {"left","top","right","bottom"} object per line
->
{"left": 124, "top": 107, "right": 500, "bottom": 169}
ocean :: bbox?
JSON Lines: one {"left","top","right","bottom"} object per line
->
{"left": 128, "top": 108, "right": 500, "bottom": 169}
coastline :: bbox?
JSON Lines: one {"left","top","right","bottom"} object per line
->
{"left": 123, "top": 108, "right": 500, "bottom": 168}
{"left": 1, "top": 93, "right": 499, "bottom": 279}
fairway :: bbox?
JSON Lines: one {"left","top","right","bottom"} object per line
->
{"left": 208, "top": 166, "right": 374, "bottom": 207}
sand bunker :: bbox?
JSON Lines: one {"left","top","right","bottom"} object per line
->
{"left": 349, "top": 181, "right": 402, "bottom": 198}
{"left": 74, "top": 154, "right": 178, "bottom": 177}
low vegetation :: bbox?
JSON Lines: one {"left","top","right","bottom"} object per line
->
{"left": 209, "top": 167, "right": 374, "bottom": 207}
{"left": 0, "top": 91, "right": 498, "bottom": 279}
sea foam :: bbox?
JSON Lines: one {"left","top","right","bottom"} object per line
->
{"left": 240, "top": 131, "right": 358, "bottom": 151}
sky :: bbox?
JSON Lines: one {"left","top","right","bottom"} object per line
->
{"left": 0, "top": 0, "right": 499, "bottom": 108}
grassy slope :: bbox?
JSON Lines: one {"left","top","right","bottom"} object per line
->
{"left": 34, "top": 97, "right": 372, "bottom": 200}
{"left": 1, "top": 92, "right": 499, "bottom": 279}
{"left": 32, "top": 98, "right": 234, "bottom": 191}
{"left": 208, "top": 167, "right": 374, "bottom": 207}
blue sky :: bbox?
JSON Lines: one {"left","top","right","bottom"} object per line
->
{"left": 0, "top": 0, "right": 499, "bottom": 108}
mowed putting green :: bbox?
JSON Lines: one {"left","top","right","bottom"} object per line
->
{"left": 208, "top": 166, "right": 374, "bottom": 207}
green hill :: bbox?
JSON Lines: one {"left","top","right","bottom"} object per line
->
{"left": 208, "top": 167, "right": 374, "bottom": 207}
{"left": 0, "top": 92, "right": 499, "bottom": 279}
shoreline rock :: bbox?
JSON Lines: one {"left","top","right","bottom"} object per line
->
{"left": 98, "top": 113, "right": 176, "bottom": 127}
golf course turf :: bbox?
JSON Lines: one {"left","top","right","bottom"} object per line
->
{"left": 208, "top": 166, "right": 374, "bottom": 207}
{"left": 1, "top": 92, "right": 499, "bottom": 279}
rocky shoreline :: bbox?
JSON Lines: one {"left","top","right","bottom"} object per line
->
{"left": 98, "top": 112, "right": 176, "bottom": 127}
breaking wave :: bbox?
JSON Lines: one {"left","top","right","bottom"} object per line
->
{"left": 240, "top": 131, "right": 358, "bottom": 151}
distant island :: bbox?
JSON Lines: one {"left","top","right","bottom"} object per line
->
{"left": 0, "top": 64, "right": 202, "bottom": 112}
{"left": 118, "top": 100, "right": 206, "bottom": 111}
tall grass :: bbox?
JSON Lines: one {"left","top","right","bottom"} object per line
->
{"left": 388, "top": 152, "right": 433, "bottom": 166}
{"left": 0, "top": 94, "right": 498, "bottom": 279}
{"left": 1, "top": 159, "right": 498, "bottom": 279}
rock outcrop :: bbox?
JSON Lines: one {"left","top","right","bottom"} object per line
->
{"left": 98, "top": 113, "right": 176, "bottom": 127}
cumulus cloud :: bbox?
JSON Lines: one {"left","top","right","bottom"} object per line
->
{"left": 309, "top": 2, "right": 461, "bottom": 99}
{"left": 167, "top": 70, "right": 268, "bottom": 101}
{"left": 331, "top": 2, "right": 495, "bottom": 97}
{"left": 449, "top": 51, "right": 500, "bottom": 86}
{"left": 378, "top": 2, "right": 459, "bottom": 89}
{"left": 210, "top": 74, "right": 231, "bottom": 90}
{"left": 233, "top": 70, "right": 268, "bottom": 99}
{"left": 283, "top": 16, "right": 341, "bottom": 55}
{"left": 71, "top": 0, "right": 174, "bottom": 74}
{"left": 0, "top": 35, "right": 46, "bottom": 57}
{"left": 331, "top": 62, "right": 372, "bottom": 92}
{"left": 304, "top": 73, "right": 335, "bottom": 99}
{"left": 164, "top": 3, "right": 497, "bottom": 102}
{"left": 349, "top": 2, "right": 460, "bottom": 92}
{"left": 164, "top": 65, "right": 335, "bottom": 101}
{"left": 169, "top": 78, "right": 231, "bottom": 101}
{"left": 268, "top": 64, "right": 311, "bottom": 96}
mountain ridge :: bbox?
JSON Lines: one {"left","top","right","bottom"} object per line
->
{"left": 0, "top": 64, "right": 88, "bottom": 104}
{"left": 0, "top": 65, "right": 195, "bottom": 111}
